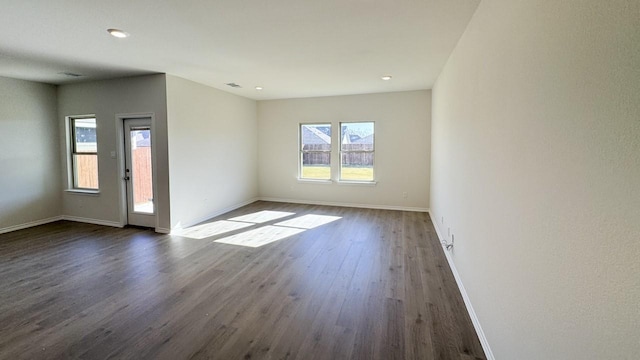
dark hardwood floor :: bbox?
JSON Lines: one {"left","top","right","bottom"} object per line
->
{"left": 0, "top": 201, "right": 485, "bottom": 360}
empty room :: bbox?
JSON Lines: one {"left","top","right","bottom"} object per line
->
{"left": 0, "top": 0, "right": 638, "bottom": 359}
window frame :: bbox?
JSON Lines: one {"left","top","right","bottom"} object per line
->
{"left": 299, "top": 123, "right": 332, "bottom": 181}
{"left": 339, "top": 121, "right": 375, "bottom": 183}
{"left": 67, "top": 115, "right": 99, "bottom": 192}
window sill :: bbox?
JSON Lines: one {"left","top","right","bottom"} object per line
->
{"left": 297, "top": 178, "right": 333, "bottom": 184}
{"left": 336, "top": 180, "right": 377, "bottom": 186}
{"left": 65, "top": 189, "right": 100, "bottom": 196}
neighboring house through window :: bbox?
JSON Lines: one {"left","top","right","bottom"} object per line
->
{"left": 340, "top": 122, "right": 374, "bottom": 181}
{"left": 299, "top": 123, "right": 331, "bottom": 180}
{"left": 69, "top": 116, "right": 99, "bottom": 190}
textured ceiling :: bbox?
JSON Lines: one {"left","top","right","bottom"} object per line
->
{"left": 0, "top": 0, "right": 479, "bottom": 100}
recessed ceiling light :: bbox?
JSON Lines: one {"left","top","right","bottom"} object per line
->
{"left": 255, "top": 86, "right": 263, "bottom": 90}
{"left": 381, "top": 75, "right": 392, "bottom": 81}
{"left": 107, "top": 29, "right": 129, "bottom": 38}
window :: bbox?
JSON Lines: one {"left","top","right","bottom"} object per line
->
{"left": 300, "top": 123, "right": 331, "bottom": 180}
{"left": 340, "top": 122, "right": 374, "bottom": 181}
{"left": 69, "top": 116, "right": 99, "bottom": 190}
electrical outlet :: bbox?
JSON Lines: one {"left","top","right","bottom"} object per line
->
{"left": 441, "top": 216, "right": 444, "bottom": 224}
{"left": 445, "top": 233, "right": 455, "bottom": 251}
{"left": 448, "top": 227, "right": 450, "bottom": 237}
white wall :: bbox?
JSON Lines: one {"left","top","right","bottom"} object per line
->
{"left": 57, "top": 75, "right": 171, "bottom": 230}
{"left": 258, "top": 90, "right": 431, "bottom": 210}
{"left": 431, "top": 1, "right": 640, "bottom": 359}
{"left": 166, "top": 76, "right": 258, "bottom": 229}
{"left": 0, "top": 76, "right": 60, "bottom": 231}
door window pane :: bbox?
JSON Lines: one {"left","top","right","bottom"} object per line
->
{"left": 130, "top": 129, "right": 153, "bottom": 213}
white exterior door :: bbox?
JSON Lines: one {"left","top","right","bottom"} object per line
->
{"left": 123, "top": 118, "right": 155, "bottom": 227}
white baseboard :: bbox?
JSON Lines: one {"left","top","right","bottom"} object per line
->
{"left": 0, "top": 214, "right": 171, "bottom": 235}
{"left": 430, "top": 217, "right": 495, "bottom": 360}
{"left": 258, "top": 197, "right": 429, "bottom": 213}
{"left": 0, "top": 216, "right": 64, "bottom": 235}
{"left": 172, "top": 197, "right": 261, "bottom": 230}
{"left": 61, "top": 215, "right": 124, "bottom": 228}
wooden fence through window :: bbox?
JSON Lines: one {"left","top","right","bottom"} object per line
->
{"left": 77, "top": 147, "right": 153, "bottom": 204}
{"left": 302, "top": 144, "right": 373, "bottom": 166}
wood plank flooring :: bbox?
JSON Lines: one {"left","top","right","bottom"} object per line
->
{"left": 0, "top": 201, "right": 485, "bottom": 360}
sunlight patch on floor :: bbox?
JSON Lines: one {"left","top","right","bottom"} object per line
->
{"left": 172, "top": 220, "right": 254, "bottom": 240}
{"left": 275, "top": 214, "right": 341, "bottom": 229}
{"left": 214, "top": 225, "right": 305, "bottom": 248}
{"left": 172, "top": 209, "right": 342, "bottom": 247}
{"left": 228, "top": 210, "right": 295, "bottom": 224}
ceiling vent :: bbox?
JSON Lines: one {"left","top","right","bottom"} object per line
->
{"left": 58, "top": 72, "right": 83, "bottom": 77}
{"left": 225, "top": 82, "right": 242, "bottom": 88}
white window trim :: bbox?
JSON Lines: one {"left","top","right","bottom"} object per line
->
{"left": 64, "top": 189, "right": 100, "bottom": 195}
{"left": 336, "top": 179, "right": 378, "bottom": 186}
{"left": 296, "top": 178, "right": 333, "bottom": 184}
{"left": 66, "top": 115, "right": 99, "bottom": 193}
